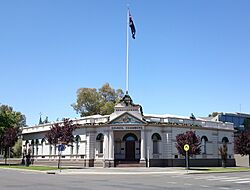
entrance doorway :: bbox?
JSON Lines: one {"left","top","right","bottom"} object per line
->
{"left": 125, "top": 141, "right": 135, "bottom": 160}
{"left": 123, "top": 133, "right": 138, "bottom": 161}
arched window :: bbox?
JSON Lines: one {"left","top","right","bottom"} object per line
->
{"left": 24, "top": 140, "right": 29, "bottom": 154}
{"left": 222, "top": 137, "right": 229, "bottom": 144}
{"left": 49, "top": 143, "right": 52, "bottom": 155}
{"left": 75, "top": 135, "right": 81, "bottom": 155}
{"left": 35, "top": 139, "right": 39, "bottom": 155}
{"left": 31, "top": 140, "right": 35, "bottom": 155}
{"left": 201, "top": 136, "right": 208, "bottom": 154}
{"left": 151, "top": 133, "right": 161, "bottom": 154}
{"left": 96, "top": 133, "right": 104, "bottom": 154}
{"left": 54, "top": 144, "right": 57, "bottom": 155}
{"left": 70, "top": 143, "right": 74, "bottom": 155}
{"left": 41, "top": 138, "right": 46, "bottom": 155}
{"left": 122, "top": 133, "right": 138, "bottom": 141}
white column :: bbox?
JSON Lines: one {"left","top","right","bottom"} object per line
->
{"left": 86, "top": 134, "right": 90, "bottom": 159}
{"left": 140, "top": 130, "right": 145, "bottom": 160}
{"left": 104, "top": 133, "right": 109, "bottom": 160}
{"left": 108, "top": 131, "right": 114, "bottom": 160}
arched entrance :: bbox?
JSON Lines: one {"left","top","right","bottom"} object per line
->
{"left": 123, "top": 133, "right": 138, "bottom": 161}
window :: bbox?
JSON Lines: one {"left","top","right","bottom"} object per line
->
{"left": 31, "top": 140, "right": 35, "bottom": 155}
{"left": 54, "top": 145, "right": 57, "bottom": 155}
{"left": 35, "top": 139, "right": 39, "bottom": 155}
{"left": 151, "top": 133, "right": 161, "bottom": 154}
{"left": 41, "top": 138, "right": 46, "bottom": 155}
{"left": 222, "top": 137, "right": 229, "bottom": 144}
{"left": 96, "top": 133, "right": 104, "bottom": 154}
{"left": 114, "top": 138, "right": 121, "bottom": 154}
{"left": 70, "top": 143, "right": 73, "bottom": 155}
{"left": 75, "top": 135, "right": 81, "bottom": 155}
{"left": 49, "top": 144, "right": 52, "bottom": 155}
{"left": 201, "top": 136, "right": 208, "bottom": 154}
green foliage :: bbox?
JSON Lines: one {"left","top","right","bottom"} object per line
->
{"left": 72, "top": 83, "right": 124, "bottom": 117}
{"left": 208, "top": 112, "right": 222, "bottom": 117}
{"left": 0, "top": 165, "right": 60, "bottom": 171}
{"left": 243, "top": 118, "right": 250, "bottom": 131}
{"left": 0, "top": 104, "right": 26, "bottom": 158}
{"left": 12, "top": 139, "right": 22, "bottom": 158}
{"left": 0, "top": 104, "right": 26, "bottom": 136}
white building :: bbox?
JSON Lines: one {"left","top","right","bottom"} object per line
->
{"left": 22, "top": 95, "right": 235, "bottom": 167}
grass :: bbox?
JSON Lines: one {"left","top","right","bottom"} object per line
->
{"left": 0, "top": 165, "right": 60, "bottom": 171}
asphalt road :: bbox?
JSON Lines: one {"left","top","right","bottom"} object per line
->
{"left": 0, "top": 169, "right": 250, "bottom": 190}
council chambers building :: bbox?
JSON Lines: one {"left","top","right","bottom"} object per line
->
{"left": 22, "top": 95, "right": 236, "bottom": 167}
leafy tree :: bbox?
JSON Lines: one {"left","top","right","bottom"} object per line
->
{"left": 208, "top": 112, "right": 222, "bottom": 117}
{"left": 234, "top": 130, "right": 250, "bottom": 165}
{"left": 0, "top": 104, "right": 26, "bottom": 161}
{"left": 219, "top": 143, "right": 228, "bottom": 168}
{"left": 12, "top": 139, "right": 22, "bottom": 158}
{"left": 0, "top": 128, "right": 18, "bottom": 163}
{"left": 72, "top": 83, "right": 124, "bottom": 117}
{"left": 175, "top": 130, "right": 201, "bottom": 157}
{"left": 45, "top": 118, "right": 78, "bottom": 145}
{"left": 243, "top": 118, "right": 250, "bottom": 131}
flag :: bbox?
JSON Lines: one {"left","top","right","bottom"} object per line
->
{"left": 129, "top": 12, "right": 136, "bottom": 39}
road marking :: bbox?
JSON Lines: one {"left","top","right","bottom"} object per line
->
{"left": 200, "top": 185, "right": 210, "bottom": 188}
{"left": 219, "top": 187, "right": 230, "bottom": 190}
{"left": 235, "top": 180, "right": 250, "bottom": 184}
{"left": 225, "top": 178, "right": 250, "bottom": 182}
{"left": 207, "top": 177, "right": 239, "bottom": 181}
{"left": 184, "top": 183, "right": 192, "bottom": 186}
{"left": 167, "top": 182, "right": 177, "bottom": 184}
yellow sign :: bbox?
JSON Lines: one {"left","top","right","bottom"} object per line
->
{"left": 184, "top": 144, "right": 189, "bottom": 151}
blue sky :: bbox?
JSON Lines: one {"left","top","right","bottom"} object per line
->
{"left": 0, "top": 0, "right": 250, "bottom": 126}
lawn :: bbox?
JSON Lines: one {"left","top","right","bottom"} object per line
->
{"left": 0, "top": 165, "right": 59, "bottom": 171}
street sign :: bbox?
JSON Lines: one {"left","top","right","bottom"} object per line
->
{"left": 58, "top": 144, "right": 66, "bottom": 152}
{"left": 184, "top": 144, "right": 190, "bottom": 170}
{"left": 184, "top": 144, "right": 189, "bottom": 152}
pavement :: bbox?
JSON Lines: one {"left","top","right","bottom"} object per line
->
{"left": 1, "top": 166, "right": 249, "bottom": 175}
{"left": 52, "top": 167, "right": 190, "bottom": 175}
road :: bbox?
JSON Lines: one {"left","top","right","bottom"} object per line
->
{"left": 0, "top": 169, "right": 250, "bottom": 190}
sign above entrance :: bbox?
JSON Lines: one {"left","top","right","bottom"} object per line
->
{"left": 111, "top": 126, "right": 143, "bottom": 130}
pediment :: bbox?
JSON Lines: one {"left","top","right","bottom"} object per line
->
{"left": 109, "top": 112, "right": 146, "bottom": 125}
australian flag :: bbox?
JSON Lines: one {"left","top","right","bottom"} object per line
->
{"left": 129, "top": 12, "right": 136, "bottom": 39}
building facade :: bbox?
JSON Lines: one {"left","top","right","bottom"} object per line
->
{"left": 212, "top": 112, "right": 250, "bottom": 132}
{"left": 22, "top": 95, "right": 236, "bottom": 167}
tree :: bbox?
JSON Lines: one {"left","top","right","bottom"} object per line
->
{"left": 234, "top": 130, "right": 250, "bottom": 165}
{"left": 219, "top": 143, "right": 228, "bottom": 168}
{"left": 0, "top": 104, "right": 26, "bottom": 161}
{"left": 45, "top": 118, "right": 78, "bottom": 145}
{"left": 0, "top": 128, "right": 18, "bottom": 164}
{"left": 46, "top": 118, "right": 79, "bottom": 169}
{"left": 175, "top": 130, "right": 201, "bottom": 157}
{"left": 72, "top": 83, "right": 124, "bottom": 117}
{"left": 243, "top": 118, "right": 250, "bottom": 131}
{"left": 12, "top": 139, "right": 22, "bottom": 158}
{"left": 208, "top": 112, "right": 222, "bottom": 117}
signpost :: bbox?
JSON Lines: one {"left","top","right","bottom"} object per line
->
{"left": 58, "top": 144, "right": 66, "bottom": 171}
{"left": 184, "top": 144, "right": 189, "bottom": 170}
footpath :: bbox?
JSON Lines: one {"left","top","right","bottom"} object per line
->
{"left": 49, "top": 167, "right": 210, "bottom": 175}
{"left": 1, "top": 166, "right": 249, "bottom": 175}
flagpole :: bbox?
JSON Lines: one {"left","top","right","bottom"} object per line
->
{"left": 126, "top": 6, "right": 129, "bottom": 95}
